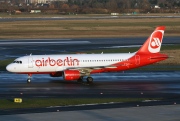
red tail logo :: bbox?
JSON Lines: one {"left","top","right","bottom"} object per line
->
{"left": 148, "top": 30, "right": 164, "bottom": 53}
{"left": 151, "top": 38, "right": 161, "bottom": 47}
{"left": 136, "top": 26, "right": 165, "bottom": 54}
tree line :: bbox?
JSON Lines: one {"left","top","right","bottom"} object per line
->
{"left": 0, "top": 0, "right": 180, "bottom": 14}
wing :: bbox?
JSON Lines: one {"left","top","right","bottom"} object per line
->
{"left": 58, "top": 65, "right": 118, "bottom": 76}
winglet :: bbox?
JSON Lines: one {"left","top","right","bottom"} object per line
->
{"left": 137, "top": 26, "right": 165, "bottom": 54}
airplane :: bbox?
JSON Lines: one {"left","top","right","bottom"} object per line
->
{"left": 6, "top": 26, "right": 168, "bottom": 84}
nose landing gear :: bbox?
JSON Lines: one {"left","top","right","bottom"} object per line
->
{"left": 27, "top": 74, "right": 32, "bottom": 83}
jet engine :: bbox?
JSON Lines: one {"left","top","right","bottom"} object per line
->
{"left": 63, "top": 70, "right": 81, "bottom": 81}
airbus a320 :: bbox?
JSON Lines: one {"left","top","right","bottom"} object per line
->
{"left": 6, "top": 26, "right": 168, "bottom": 83}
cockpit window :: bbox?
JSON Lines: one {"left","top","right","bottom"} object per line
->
{"left": 13, "top": 60, "right": 22, "bottom": 64}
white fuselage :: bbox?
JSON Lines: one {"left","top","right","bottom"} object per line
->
{"left": 6, "top": 53, "right": 135, "bottom": 73}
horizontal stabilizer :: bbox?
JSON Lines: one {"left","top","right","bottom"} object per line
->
{"left": 150, "top": 56, "right": 169, "bottom": 59}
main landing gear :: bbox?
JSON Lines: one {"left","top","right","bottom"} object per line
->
{"left": 77, "top": 76, "right": 93, "bottom": 84}
{"left": 27, "top": 74, "right": 32, "bottom": 83}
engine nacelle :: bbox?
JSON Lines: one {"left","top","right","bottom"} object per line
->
{"left": 63, "top": 70, "right": 80, "bottom": 81}
{"left": 50, "top": 72, "right": 63, "bottom": 77}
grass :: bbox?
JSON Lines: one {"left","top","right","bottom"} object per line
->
{"left": 0, "top": 98, "right": 159, "bottom": 109}
{"left": 0, "top": 18, "right": 180, "bottom": 38}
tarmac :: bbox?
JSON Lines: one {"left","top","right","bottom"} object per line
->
{"left": 1, "top": 105, "right": 180, "bottom": 121}
{"left": 1, "top": 38, "right": 180, "bottom": 120}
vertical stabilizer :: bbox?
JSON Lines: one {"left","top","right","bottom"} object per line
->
{"left": 137, "top": 26, "right": 165, "bottom": 54}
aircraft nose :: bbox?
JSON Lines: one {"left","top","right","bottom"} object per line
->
{"left": 6, "top": 64, "right": 15, "bottom": 72}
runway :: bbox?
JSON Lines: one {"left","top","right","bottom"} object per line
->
{"left": 0, "top": 71, "right": 180, "bottom": 96}
{"left": 0, "top": 38, "right": 180, "bottom": 117}
{"left": 0, "top": 15, "right": 180, "bottom": 22}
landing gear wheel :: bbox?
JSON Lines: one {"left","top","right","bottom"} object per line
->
{"left": 87, "top": 77, "right": 93, "bottom": 84}
{"left": 77, "top": 76, "right": 83, "bottom": 83}
{"left": 27, "top": 78, "right": 31, "bottom": 83}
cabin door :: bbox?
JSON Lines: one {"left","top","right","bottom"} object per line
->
{"left": 28, "top": 57, "right": 33, "bottom": 68}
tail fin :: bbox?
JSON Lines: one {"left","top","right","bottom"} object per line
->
{"left": 137, "top": 26, "right": 165, "bottom": 54}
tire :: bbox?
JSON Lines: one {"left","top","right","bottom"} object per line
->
{"left": 87, "top": 77, "right": 93, "bottom": 83}
{"left": 27, "top": 79, "right": 31, "bottom": 83}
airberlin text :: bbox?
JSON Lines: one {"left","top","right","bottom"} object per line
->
{"left": 35, "top": 57, "right": 79, "bottom": 67}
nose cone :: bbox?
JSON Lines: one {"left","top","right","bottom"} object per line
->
{"left": 6, "top": 64, "right": 14, "bottom": 72}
